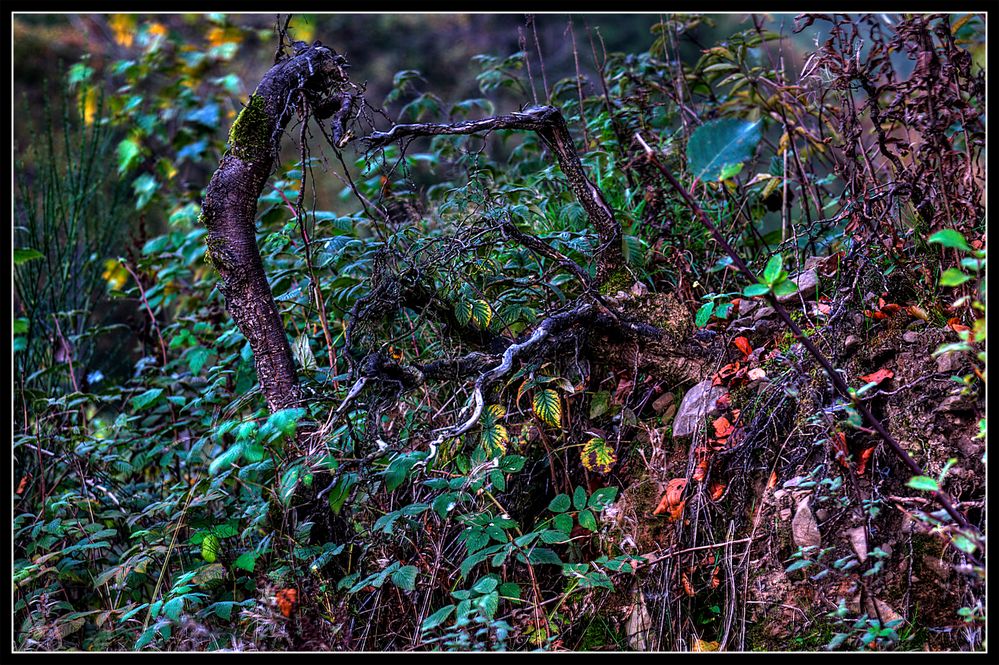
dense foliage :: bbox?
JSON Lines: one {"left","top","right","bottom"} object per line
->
{"left": 13, "top": 13, "right": 985, "bottom": 652}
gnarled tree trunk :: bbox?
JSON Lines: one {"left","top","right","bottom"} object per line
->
{"left": 200, "top": 43, "right": 347, "bottom": 413}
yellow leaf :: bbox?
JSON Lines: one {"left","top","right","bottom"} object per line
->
{"left": 108, "top": 15, "right": 136, "bottom": 48}
{"left": 532, "top": 389, "right": 561, "bottom": 428}
{"left": 581, "top": 437, "right": 617, "bottom": 474}
{"left": 693, "top": 639, "right": 719, "bottom": 652}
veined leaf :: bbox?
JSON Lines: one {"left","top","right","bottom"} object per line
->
{"left": 454, "top": 299, "right": 472, "bottom": 326}
{"left": 686, "top": 118, "right": 763, "bottom": 181}
{"left": 471, "top": 300, "right": 492, "bottom": 328}
{"left": 581, "top": 437, "right": 617, "bottom": 475}
{"left": 532, "top": 389, "right": 561, "bottom": 428}
{"left": 927, "top": 229, "right": 971, "bottom": 251}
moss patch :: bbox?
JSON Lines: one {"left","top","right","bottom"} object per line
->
{"left": 227, "top": 93, "right": 272, "bottom": 162}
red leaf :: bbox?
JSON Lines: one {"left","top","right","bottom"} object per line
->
{"left": 859, "top": 368, "right": 894, "bottom": 384}
{"left": 732, "top": 336, "right": 753, "bottom": 358}
{"left": 715, "top": 393, "right": 731, "bottom": 411}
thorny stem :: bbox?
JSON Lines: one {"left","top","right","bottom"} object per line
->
{"left": 635, "top": 133, "right": 981, "bottom": 545}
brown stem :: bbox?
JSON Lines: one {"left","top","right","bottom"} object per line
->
{"left": 201, "top": 44, "right": 347, "bottom": 413}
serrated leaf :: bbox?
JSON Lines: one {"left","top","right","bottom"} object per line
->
{"left": 481, "top": 424, "right": 508, "bottom": 457}
{"left": 588, "top": 486, "right": 619, "bottom": 509}
{"left": 471, "top": 300, "right": 492, "bottom": 328}
{"left": 421, "top": 604, "right": 455, "bottom": 632}
{"left": 233, "top": 551, "right": 258, "bottom": 572}
{"left": 578, "top": 509, "right": 597, "bottom": 532}
{"left": 532, "top": 389, "right": 561, "bottom": 428}
{"left": 573, "top": 485, "right": 587, "bottom": 510}
{"left": 548, "top": 493, "right": 571, "bottom": 513}
{"left": 391, "top": 565, "right": 419, "bottom": 591}
{"left": 454, "top": 299, "right": 472, "bottom": 326}
{"left": 581, "top": 437, "right": 617, "bottom": 474}
{"left": 686, "top": 118, "right": 763, "bottom": 181}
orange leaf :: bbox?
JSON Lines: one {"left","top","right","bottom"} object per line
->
{"left": 708, "top": 479, "right": 726, "bottom": 501}
{"left": 859, "top": 368, "right": 894, "bottom": 384}
{"left": 712, "top": 416, "right": 734, "bottom": 439}
{"left": 276, "top": 588, "right": 298, "bottom": 618}
{"left": 692, "top": 458, "right": 710, "bottom": 482}
{"left": 681, "top": 573, "right": 695, "bottom": 596}
{"left": 710, "top": 566, "right": 721, "bottom": 589}
{"left": 714, "top": 393, "right": 731, "bottom": 410}
{"left": 669, "top": 499, "right": 686, "bottom": 521}
{"left": 830, "top": 432, "right": 850, "bottom": 469}
{"left": 766, "top": 471, "right": 778, "bottom": 490}
{"left": 732, "top": 336, "right": 753, "bottom": 358}
{"left": 880, "top": 303, "right": 901, "bottom": 315}
{"left": 906, "top": 305, "right": 929, "bottom": 321}
{"left": 947, "top": 317, "right": 971, "bottom": 334}
{"left": 856, "top": 446, "right": 875, "bottom": 476}
{"left": 16, "top": 475, "right": 29, "bottom": 494}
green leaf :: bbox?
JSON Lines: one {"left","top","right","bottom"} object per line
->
{"left": 391, "top": 565, "right": 419, "bottom": 591}
{"left": 14, "top": 318, "right": 29, "bottom": 335}
{"left": 773, "top": 280, "right": 798, "bottom": 297}
{"left": 327, "top": 474, "right": 357, "bottom": 514}
{"left": 14, "top": 248, "right": 45, "bottom": 265}
{"left": 588, "top": 486, "right": 619, "bottom": 509}
{"left": 292, "top": 334, "right": 318, "bottom": 371}
{"left": 527, "top": 548, "right": 562, "bottom": 565}
{"left": 927, "top": 229, "right": 971, "bottom": 251}
{"left": 540, "top": 529, "right": 571, "bottom": 544}
{"left": 187, "top": 347, "right": 211, "bottom": 376}
{"left": 548, "top": 493, "right": 571, "bottom": 513}
{"left": 695, "top": 301, "right": 715, "bottom": 327}
{"left": 454, "top": 299, "right": 472, "bottom": 326}
{"left": 163, "top": 597, "right": 184, "bottom": 621}
{"left": 589, "top": 391, "right": 612, "bottom": 419}
{"left": 686, "top": 117, "right": 763, "bottom": 181}
{"left": 279, "top": 466, "right": 302, "bottom": 505}
{"left": 907, "top": 476, "right": 939, "bottom": 492}
{"left": 554, "top": 512, "right": 573, "bottom": 533}
{"left": 532, "top": 389, "right": 561, "bottom": 428}
{"left": 265, "top": 407, "right": 306, "bottom": 440}
{"left": 743, "top": 283, "right": 770, "bottom": 297}
{"left": 939, "top": 268, "right": 971, "bottom": 287}
{"left": 573, "top": 485, "right": 588, "bottom": 510}
{"left": 117, "top": 137, "right": 142, "bottom": 175}
{"left": 578, "top": 509, "right": 597, "bottom": 532}
{"left": 471, "top": 300, "right": 492, "bottom": 328}
{"left": 951, "top": 534, "right": 977, "bottom": 554}
{"left": 384, "top": 451, "right": 426, "bottom": 492}
{"left": 763, "top": 254, "right": 783, "bottom": 284}
{"left": 421, "top": 604, "right": 455, "bottom": 632}
{"left": 233, "top": 551, "right": 258, "bottom": 572}
{"left": 201, "top": 534, "right": 220, "bottom": 563}
{"left": 208, "top": 443, "right": 243, "bottom": 476}
{"left": 130, "top": 388, "right": 164, "bottom": 411}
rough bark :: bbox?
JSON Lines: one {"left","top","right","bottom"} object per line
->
{"left": 363, "top": 105, "right": 625, "bottom": 283}
{"left": 201, "top": 44, "right": 347, "bottom": 413}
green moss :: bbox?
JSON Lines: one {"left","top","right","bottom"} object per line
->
{"left": 227, "top": 93, "right": 272, "bottom": 161}
{"left": 599, "top": 266, "right": 634, "bottom": 295}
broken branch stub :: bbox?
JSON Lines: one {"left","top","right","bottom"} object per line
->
{"left": 201, "top": 44, "right": 348, "bottom": 413}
